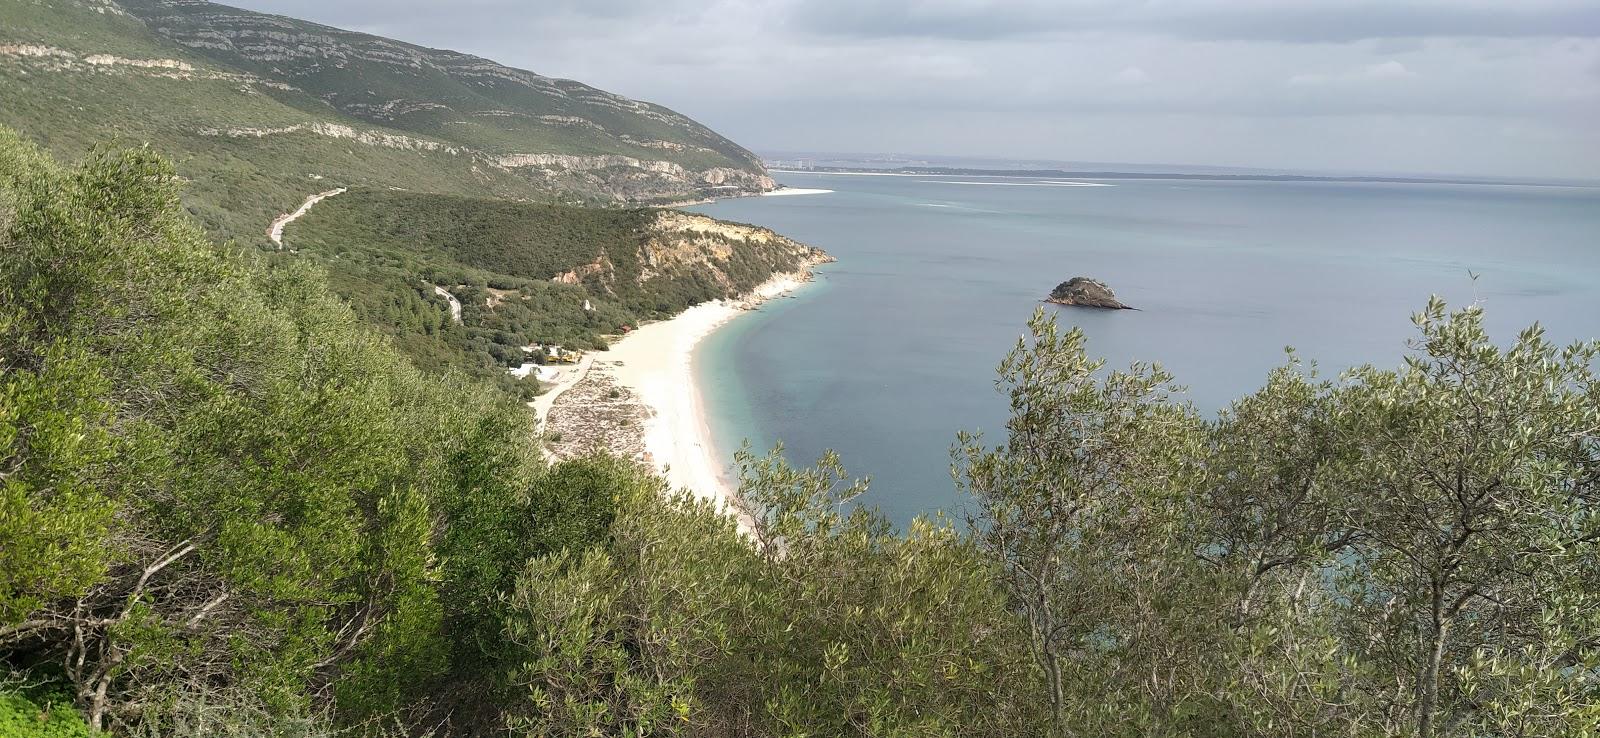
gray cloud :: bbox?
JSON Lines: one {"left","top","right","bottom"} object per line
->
{"left": 222, "top": 0, "right": 1600, "bottom": 179}
{"left": 787, "top": 1, "right": 1600, "bottom": 43}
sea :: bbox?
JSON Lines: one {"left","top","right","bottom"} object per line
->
{"left": 689, "top": 171, "right": 1600, "bottom": 526}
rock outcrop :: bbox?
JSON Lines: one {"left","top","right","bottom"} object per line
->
{"left": 540, "top": 210, "right": 828, "bottom": 299}
{"left": 634, "top": 211, "right": 827, "bottom": 290}
{"left": 1046, "top": 278, "right": 1133, "bottom": 310}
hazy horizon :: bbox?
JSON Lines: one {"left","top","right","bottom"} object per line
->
{"left": 755, "top": 149, "right": 1600, "bottom": 184}
{"left": 229, "top": 0, "right": 1600, "bottom": 181}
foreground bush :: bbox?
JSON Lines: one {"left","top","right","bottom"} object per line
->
{"left": 0, "top": 129, "right": 538, "bottom": 733}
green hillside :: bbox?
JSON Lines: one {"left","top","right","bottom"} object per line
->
{"left": 0, "top": 0, "right": 805, "bottom": 397}
{"left": 0, "top": 0, "right": 775, "bottom": 244}
{"left": 119, "top": 0, "right": 766, "bottom": 172}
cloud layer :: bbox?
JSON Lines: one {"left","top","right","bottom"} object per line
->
{"left": 789, "top": 1, "right": 1600, "bottom": 43}
{"left": 230, "top": 0, "right": 1600, "bottom": 178}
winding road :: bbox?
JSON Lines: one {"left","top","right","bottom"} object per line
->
{"left": 267, "top": 187, "right": 346, "bottom": 248}
{"left": 433, "top": 285, "right": 463, "bottom": 325}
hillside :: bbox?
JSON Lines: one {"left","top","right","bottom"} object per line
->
{"left": 118, "top": 0, "right": 773, "bottom": 195}
{"left": 0, "top": 0, "right": 775, "bottom": 242}
{"left": 281, "top": 190, "right": 827, "bottom": 397}
{"left": 0, "top": 0, "right": 806, "bottom": 398}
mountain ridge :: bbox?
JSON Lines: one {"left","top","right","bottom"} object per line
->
{"left": 119, "top": 0, "right": 769, "bottom": 171}
{"left": 0, "top": 0, "right": 775, "bottom": 241}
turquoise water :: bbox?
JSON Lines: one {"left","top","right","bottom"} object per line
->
{"left": 691, "top": 173, "right": 1600, "bottom": 526}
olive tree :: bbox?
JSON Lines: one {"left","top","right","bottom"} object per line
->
{"left": 1329, "top": 299, "right": 1600, "bottom": 737}
{"left": 955, "top": 303, "right": 1600, "bottom": 737}
{"left": 954, "top": 309, "right": 1204, "bottom": 735}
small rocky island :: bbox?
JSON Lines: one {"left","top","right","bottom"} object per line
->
{"left": 1045, "top": 277, "right": 1134, "bottom": 310}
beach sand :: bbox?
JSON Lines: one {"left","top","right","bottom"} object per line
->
{"left": 536, "top": 268, "right": 819, "bottom": 526}
{"left": 762, "top": 187, "right": 834, "bottom": 196}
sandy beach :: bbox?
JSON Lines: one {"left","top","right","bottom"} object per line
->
{"left": 763, "top": 187, "right": 834, "bottom": 196}
{"left": 536, "top": 267, "right": 820, "bottom": 524}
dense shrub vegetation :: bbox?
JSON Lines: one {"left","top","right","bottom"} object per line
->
{"left": 2, "top": 132, "right": 1596, "bottom": 737}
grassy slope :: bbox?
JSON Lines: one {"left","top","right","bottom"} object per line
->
{"left": 303, "top": 192, "right": 657, "bottom": 284}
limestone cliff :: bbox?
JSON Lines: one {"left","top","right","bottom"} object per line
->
{"left": 549, "top": 210, "right": 829, "bottom": 298}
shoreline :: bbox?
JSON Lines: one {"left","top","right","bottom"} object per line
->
{"left": 613, "top": 271, "right": 813, "bottom": 516}
{"left": 537, "top": 258, "right": 827, "bottom": 528}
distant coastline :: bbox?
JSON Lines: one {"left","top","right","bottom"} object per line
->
{"left": 771, "top": 166, "right": 1597, "bottom": 189}
{"left": 655, "top": 184, "right": 834, "bottom": 208}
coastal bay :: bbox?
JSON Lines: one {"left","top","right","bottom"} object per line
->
{"left": 692, "top": 171, "right": 1600, "bottom": 525}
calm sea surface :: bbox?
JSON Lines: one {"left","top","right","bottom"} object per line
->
{"left": 690, "top": 172, "right": 1600, "bottom": 526}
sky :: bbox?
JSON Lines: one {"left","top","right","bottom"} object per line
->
{"left": 227, "top": 0, "right": 1600, "bottom": 179}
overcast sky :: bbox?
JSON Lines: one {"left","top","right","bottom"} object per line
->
{"left": 228, "top": 0, "right": 1600, "bottom": 179}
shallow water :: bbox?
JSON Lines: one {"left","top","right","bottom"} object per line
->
{"left": 691, "top": 173, "right": 1600, "bottom": 526}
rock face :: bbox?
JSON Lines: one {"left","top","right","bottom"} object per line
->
{"left": 1046, "top": 278, "right": 1133, "bottom": 310}
{"left": 631, "top": 210, "right": 829, "bottom": 293}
